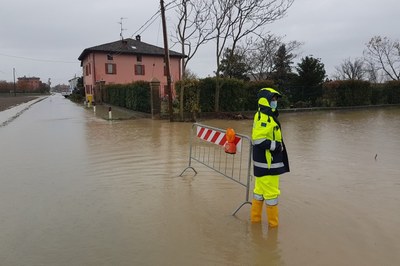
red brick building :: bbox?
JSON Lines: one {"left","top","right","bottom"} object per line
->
{"left": 17, "top": 76, "right": 41, "bottom": 91}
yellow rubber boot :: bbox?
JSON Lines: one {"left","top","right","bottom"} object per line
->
{"left": 266, "top": 205, "right": 279, "bottom": 228}
{"left": 250, "top": 199, "right": 263, "bottom": 223}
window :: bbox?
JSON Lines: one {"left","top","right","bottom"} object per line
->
{"left": 137, "top": 55, "right": 142, "bottom": 62}
{"left": 107, "top": 54, "right": 113, "bottom": 60}
{"left": 85, "top": 63, "right": 91, "bottom": 76}
{"left": 135, "top": 64, "right": 145, "bottom": 75}
{"left": 105, "top": 63, "right": 116, "bottom": 74}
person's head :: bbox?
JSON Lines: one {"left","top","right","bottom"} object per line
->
{"left": 257, "top": 88, "right": 282, "bottom": 110}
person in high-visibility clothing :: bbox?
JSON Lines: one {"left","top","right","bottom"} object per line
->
{"left": 251, "top": 88, "right": 290, "bottom": 228}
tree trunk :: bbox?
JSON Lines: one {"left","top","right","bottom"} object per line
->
{"left": 215, "top": 75, "right": 220, "bottom": 113}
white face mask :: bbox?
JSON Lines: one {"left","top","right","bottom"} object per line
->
{"left": 270, "top": 100, "right": 278, "bottom": 109}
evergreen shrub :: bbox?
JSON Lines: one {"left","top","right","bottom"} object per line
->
{"left": 105, "top": 81, "right": 150, "bottom": 113}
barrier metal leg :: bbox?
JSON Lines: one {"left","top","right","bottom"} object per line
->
{"left": 179, "top": 166, "right": 198, "bottom": 177}
{"left": 232, "top": 201, "right": 252, "bottom": 216}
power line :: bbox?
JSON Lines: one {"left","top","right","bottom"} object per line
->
{"left": 130, "top": 10, "right": 161, "bottom": 38}
{"left": 0, "top": 52, "right": 77, "bottom": 64}
{"left": 165, "top": 1, "right": 180, "bottom": 11}
{"left": 130, "top": 0, "right": 179, "bottom": 38}
{"left": 137, "top": 15, "right": 160, "bottom": 37}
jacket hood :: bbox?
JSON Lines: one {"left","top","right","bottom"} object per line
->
{"left": 257, "top": 88, "right": 282, "bottom": 106}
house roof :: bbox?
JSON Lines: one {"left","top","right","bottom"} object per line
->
{"left": 78, "top": 38, "right": 185, "bottom": 61}
{"left": 18, "top": 76, "right": 40, "bottom": 80}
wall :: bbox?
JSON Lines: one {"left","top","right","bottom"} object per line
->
{"left": 82, "top": 52, "right": 182, "bottom": 98}
{"left": 17, "top": 77, "right": 41, "bottom": 91}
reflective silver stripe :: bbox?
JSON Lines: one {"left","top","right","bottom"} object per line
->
{"left": 270, "top": 141, "right": 276, "bottom": 151}
{"left": 253, "top": 138, "right": 266, "bottom": 145}
{"left": 266, "top": 198, "right": 278, "bottom": 206}
{"left": 253, "top": 193, "right": 264, "bottom": 201}
{"left": 253, "top": 161, "right": 284, "bottom": 169}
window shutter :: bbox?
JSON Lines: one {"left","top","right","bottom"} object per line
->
{"left": 105, "top": 63, "right": 108, "bottom": 74}
{"left": 134, "top": 64, "right": 144, "bottom": 75}
{"left": 113, "top": 64, "right": 117, "bottom": 74}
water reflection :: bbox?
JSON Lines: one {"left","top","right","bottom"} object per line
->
{"left": 249, "top": 224, "right": 282, "bottom": 265}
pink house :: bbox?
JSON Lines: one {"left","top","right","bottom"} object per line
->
{"left": 78, "top": 35, "right": 184, "bottom": 103}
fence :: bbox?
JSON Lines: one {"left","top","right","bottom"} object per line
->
{"left": 179, "top": 123, "right": 253, "bottom": 215}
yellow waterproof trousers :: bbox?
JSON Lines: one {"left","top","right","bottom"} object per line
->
{"left": 253, "top": 175, "right": 280, "bottom": 203}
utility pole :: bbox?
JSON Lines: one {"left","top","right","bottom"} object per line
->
{"left": 160, "top": 0, "right": 174, "bottom": 122}
{"left": 13, "top": 68, "right": 16, "bottom": 96}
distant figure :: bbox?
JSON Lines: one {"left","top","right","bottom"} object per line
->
{"left": 250, "top": 88, "right": 290, "bottom": 228}
{"left": 375, "top": 154, "right": 378, "bottom": 160}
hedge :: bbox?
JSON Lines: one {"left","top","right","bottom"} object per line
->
{"left": 323, "top": 80, "right": 400, "bottom": 107}
{"left": 384, "top": 80, "right": 400, "bottom": 104}
{"left": 323, "top": 80, "right": 371, "bottom": 106}
{"left": 104, "top": 81, "right": 151, "bottom": 113}
{"left": 103, "top": 78, "right": 400, "bottom": 115}
{"left": 176, "top": 78, "right": 276, "bottom": 113}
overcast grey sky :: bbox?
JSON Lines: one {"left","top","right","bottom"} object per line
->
{"left": 0, "top": 0, "right": 399, "bottom": 85}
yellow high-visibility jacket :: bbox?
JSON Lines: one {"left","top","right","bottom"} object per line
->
{"left": 252, "top": 110, "right": 290, "bottom": 177}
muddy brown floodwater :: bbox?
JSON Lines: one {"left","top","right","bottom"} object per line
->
{"left": 0, "top": 94, "right": 399, "bottom": 265}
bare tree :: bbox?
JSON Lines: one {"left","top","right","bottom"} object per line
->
{"left": 246, "top": 35, "right": 281, "bottom": 80}
{"left": 363, "top": 36, "right": 400, "bottom": 81}
{"left": 173, "top": 0, "right": 213, "bottom": 120}
{"left": 207, "top": 0, "right": 232, "bottom": 112}
{"left": 364, "top": 60, "right": 381, "bottom": 83}
{"left": 174, "top": 0, "right": 213, "bottom": 75}
{"left": 333, "top": 57, "right": 365, "bottom": 80}
{"left": 209, "top": 0, "right": 294, "bottom": 112}
{"left": 246, "top": 35, "right": 302, "bottom": 80}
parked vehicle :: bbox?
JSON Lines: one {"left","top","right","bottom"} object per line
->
{"left": 61, "top": 89, "right": 72, "bottom": 98}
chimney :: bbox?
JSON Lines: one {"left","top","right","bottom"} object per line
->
{"left": 136, "top": 35, "right": 141, "bottom": 41}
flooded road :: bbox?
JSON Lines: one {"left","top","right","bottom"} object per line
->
{"left": 1, "top": 94, "right": 399, "bottom": 265}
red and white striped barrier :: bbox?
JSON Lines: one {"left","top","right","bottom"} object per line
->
{"left": 196, "top": 126, "right": 242, "bottom": 152}
{"left": 180, "top": 123, "right": 253, "bottom": 215}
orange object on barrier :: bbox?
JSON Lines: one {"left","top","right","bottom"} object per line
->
{"left": 224, "top": 128, "right": 237, "bottom": 154}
